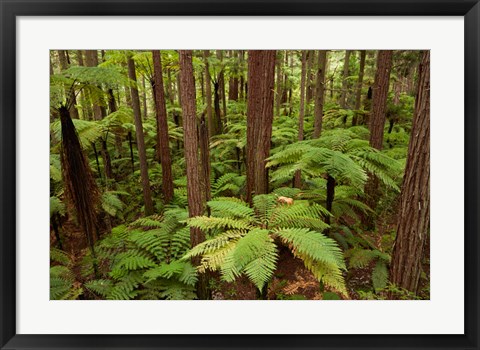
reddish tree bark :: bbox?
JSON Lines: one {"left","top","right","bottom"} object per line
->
{"left": 246, "top": 50, "right": 276, "bottom": 205}
{"left": 390, "top": 51, "right": 430, "bottom": 295}
{"left": 152, "top": 50, "right": 174, "bottom": 204}
{"left": 369, "top": 50, "right": 393, "bottom": 150}
{"left": 178, "top": 50, "right": 209, "bottom": 299}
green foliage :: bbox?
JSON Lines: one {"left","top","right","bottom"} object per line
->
{"left": 185, "top": 194, "right": 347, "bottom": 295}
{"left": 85, "top": 210, "right": 196, "bottom": 300}
{"left": 50, "top": 248, "right": 83, "bottom": 300}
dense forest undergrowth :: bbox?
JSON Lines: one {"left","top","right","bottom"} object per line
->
{"left": 50, "top": 49, "right": 430, "bottom": 300}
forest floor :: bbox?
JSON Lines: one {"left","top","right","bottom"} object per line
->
{"left": 51, "top": 210, "right": 429, "bottom": 300}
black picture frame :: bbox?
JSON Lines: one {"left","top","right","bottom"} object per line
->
{"left": 1, "top": 1, "right": 478, "bottom": 349}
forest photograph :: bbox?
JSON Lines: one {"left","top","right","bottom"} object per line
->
{"left": 49, "top": 49, "right": 430, "bottom": 301}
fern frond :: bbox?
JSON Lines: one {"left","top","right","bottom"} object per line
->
{"left": 274, "top": 228, "right": 346, "bottom": 270}
{"left": 188, "top": 216, "right": 252, "bottom": 231}
{"left": 372, "top": 260, "right": 388, "bottom": 291}
{"left": 207, "top": 198, "right": 254, "bottom": 220}
{"left": 221, "top": 229, "right": 278, "bottom": 291}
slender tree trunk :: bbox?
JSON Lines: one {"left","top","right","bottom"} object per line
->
{"left": 340, "top": 50, "right": 351, "bottom": 109}
{"left": 246, "top": 50, "right": 276, "bottom": 205}
{"left": 353, "top": 50, "right": 366, "bottom": 126}
{"left": 142, "top": 76, "right": 148, "bottom": 120}
{"left": 288, "top": 52, "right": 294, "bottom": 116}
{"left": 275, "top": 51, "right": 283, "bottom": 117}
{"left": 203, "top": 50, "right": 214, "bottom": 138}
{"left": 199, "top": 114, "right": 212, "bottom": 214}
{"left": 313, "top": 50, "right": 327, "bottom": 138}
{"left": 216, "top": 50, "right": 228, "bottom": 120}
{"left": 390, "top": 51, "right": 430, "bottom": 295}
{"left": 166, "top": 68, "right": 175, "bottom": 105}
{"left": 305, "top": 50, "right": 315, "bottom": 112}
{"left": 178, "top": 50, "right": 209, "bottom": 300}
{"left": 107, "top": 89, "right": 124, "bottom": 158}
{"left": 152, "top": 50, "right": 175, "bottom": 204}
{"left": 128, "top": 131, "right": 135, "bottom": 174}
{"left": 281, "top": 50, "right": 289, "bottom": 108}
{"left": 57, "top": 50, "right": 80, "bottom": 120}
{"left": 213, "top": 81, "right": 222, "bottom": 134}
{"left": 365, "top": 50, "right": 393, "bottom": 218}
{"left": 293, "top": 50, "right": 307, "bottom": 189}
{"left": 127, "top": 53, "right": 154, "bottom": 216}
{"left": 85, "top": 50, "right": 105, "bottom": 121}
{"left": 369, "top": 50, "right": 393, "bottom": 150}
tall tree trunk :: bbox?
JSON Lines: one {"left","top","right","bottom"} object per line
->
{"left": 305, "top": 50, "right": 315, "bottom": 109}
{"left": 178, "top": 50, "right": 209, "bottom": 300}
{"left": 313, "top": 50, "right": 327, "bottom": 138}
{"left": 216, "top": 50, "right": 228, "bottom": 120}
{"left": 353, "top": 50, "right": 366, "bottom": 126}
{"left": 166, "top": 68, "right": 175, "bottom": 105}
{"left": 293, "top": 50, "right": 307, "bottom": 189}
{"left": 288, "top": 52, "right": 294, "bottom": 116}
{"left": 246, "top": 50, "right": 276, "bottom": 205}
{"left": 390, "top": 51, "right": 430, "bottom": 295}
{"left": 199, "top": 114, "right": 212, "bottom": 213}
{"left": 213, "top": 81, "right": 222, "bottom": 135}
{"left": 281, "top": 50, "right": 289, "bottom": 109}
{"left": 365, "top": 50, "right": 393, "bottom": 218}
{"left": 152, "top": 50, "right": 175, "bottom": 204}
{"left": 127, "top": 53, "right": 154, "bottom": 216}
{"left": 203, "top": 50, "right": 214, "bottom": 138}
{"left": 107, "top": 88, "right": 124, "bottom": 158}
{"left": 85, "top": 50, "right": 106, "bottom": 121}
{"left": 142, "top": 76, "right": 148, "bottom": 120}
{"left": 369, "top": 50, "right": 393, "bottom": 150}
{"left": 340, "top": 50, "right": 351, "bottom": 109}
{"left": 275, "top": 51, "right": 283, "bottom": 117}
{"left": 57, "top": 50, "right": 80, "bottom": 120}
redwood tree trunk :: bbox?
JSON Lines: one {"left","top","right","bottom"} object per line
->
{"left": 313, "top": 50, "right": 327, "bottom": 138}
{"left": 127, "top": 54, "right": 154, "bottom": 216}
{"left": 365, "top": 50, "right": 393, "bottom": 217}
{"left": 369, "top": 50, "right": 393, "bottom": 150}
{"left": 293, "top": 50, "right": 307, "bottom": 189}
{"left": 178, "top": 50, "right": 209, "bottom": 300}
{"left": 246, "top": 50, "right": 276, "bottom": 205}
{"left": 152, "top": 50, "right": 174, "bottom": 204}
{"left": 390, "top": 51, "right": 430, "bottom": 296}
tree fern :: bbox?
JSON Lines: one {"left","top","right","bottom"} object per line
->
{"left": 84, "top": 209, "right": 197, "bottom": 300}
{"left": 185, "top": 194, "right": 348, "bottom": 296}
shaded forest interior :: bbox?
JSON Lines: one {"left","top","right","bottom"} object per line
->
{"left": 50, "top": 49, "right": 430, "bottom": 300}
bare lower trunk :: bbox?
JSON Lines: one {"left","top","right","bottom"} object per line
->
{"left": 152, "top": 50, "right": 175, "bottom": 204}
{"left": 313, "top": 50, "right": 327, "bottom": 138}
{"left": 390, "top": 51, "right": 430, "bottom": 296}
{"left": 179, "top": 50, "right": 209, "bottom": 300}
{"left": 127, "top": 54, "right": 154, "bottom": 216}
{"left": 246, "top": 50, "right": 276, "bottom": 205}
{"left": 293, "top": 51, "right": 307, "bottom": 189}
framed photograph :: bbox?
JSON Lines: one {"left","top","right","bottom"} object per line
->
{"left": 1, "top": 0, "right": 478, "bottom": 349}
